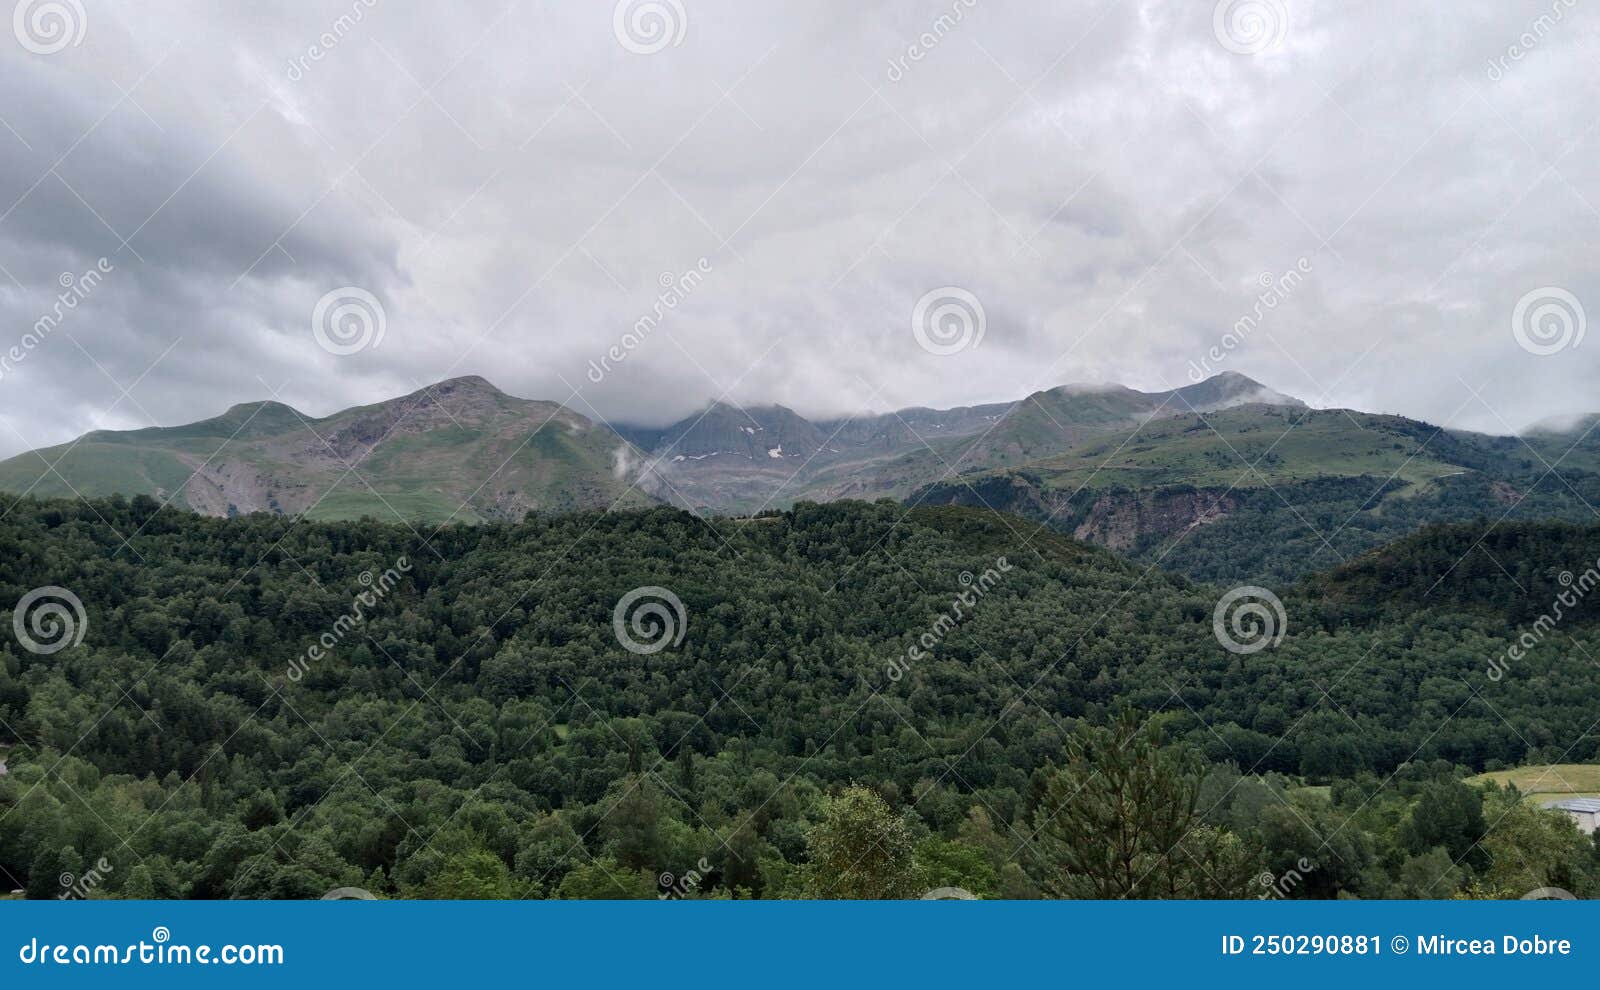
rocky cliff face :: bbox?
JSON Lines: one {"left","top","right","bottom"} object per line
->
{"left": 1071, "top": 489, "right": 1240, "bottom": 551}
{"left": 912, "top": 475, "right": 1240, "bottom": 554}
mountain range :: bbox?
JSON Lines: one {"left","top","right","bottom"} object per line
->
{"left": 0, "top": 376, "right": 653, "bottom": 525}
{"left": 3, "top": 371, "right": 1596, "bottom": 581}
{"left": 618, "top": 371, "right": 1306, "bottom": 512}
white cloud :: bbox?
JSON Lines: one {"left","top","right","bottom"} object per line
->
{"left": 0, "top": 0, "right": 1596, "bottom": 459}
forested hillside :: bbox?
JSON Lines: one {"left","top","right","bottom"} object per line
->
{"left": 2, "top": 496, "right": 1597, "bottom": 900}
{"left": 916, "top": 406, "right": 1600, "bottom": 584}
{"left": 1305, "top": 521, "right": 1600, "bottom": 622}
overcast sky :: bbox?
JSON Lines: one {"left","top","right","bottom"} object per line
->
{"left": 0, "top": 0, "right": 1597, "bottom": 458}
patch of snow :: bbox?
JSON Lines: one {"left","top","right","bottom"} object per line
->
{"left": 767, "top": 446, "right": 783, "bottom": 459}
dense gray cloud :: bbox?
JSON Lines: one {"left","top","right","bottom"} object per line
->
{"left": 0, "top": 0, "right": 1597, "bottom": 458}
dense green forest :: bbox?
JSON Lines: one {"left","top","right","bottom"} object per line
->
{"left": 1, "top": 495, "right": 1598, "bottom": 900}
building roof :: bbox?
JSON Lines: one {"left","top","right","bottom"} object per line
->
{"left": 1545, "top": 798, "right": 1600, "bottom": 813}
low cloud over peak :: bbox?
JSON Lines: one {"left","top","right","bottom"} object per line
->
{"left": 0, "top": 0, "right": 1595, "bottom": 459}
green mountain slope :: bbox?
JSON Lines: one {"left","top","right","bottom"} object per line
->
{"left": 643, "top": 371, "right": 1305, "bottom": 512}
{"left": 0, "top": 376, "right": 653, "bottom": 524}
{"left": 6, "top": 370, "right": 1596, "bottom": 586}
{"left": 912, "top": 405, "right": 1600, "bottom": 583}
{"left": 950, "top": 373, "right": 1304, "bottom": 472}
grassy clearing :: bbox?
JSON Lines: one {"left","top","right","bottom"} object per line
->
{"left": 303, "top": 491, "right": 483, "bottom": 524}
{"left": 1467, "top": 764, "right": 1600, "bottom": 803}
{"left": 1030, "top": 409, "right": 1462, "bottom": 491}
